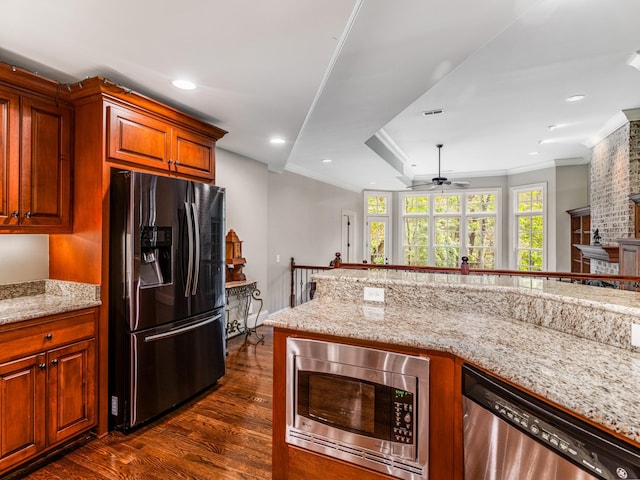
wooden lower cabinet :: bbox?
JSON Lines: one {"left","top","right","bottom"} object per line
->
{"left": 0, "top": 309, "right": 97, "bottom": 476}
{"left": 272, "top": 329, "right": 462, "bottom": 480}
{"left": 0, "top": 354, "right": 46, "bottom": 472}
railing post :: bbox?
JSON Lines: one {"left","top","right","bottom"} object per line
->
{"left": 290, "top": 257, "right": 295, "bottom": 308}
{"left": 460, "top": 256, "right": 470, "bottom": 275}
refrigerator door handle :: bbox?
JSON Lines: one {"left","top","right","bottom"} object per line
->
{"left": 191, "top": 202, "right": 200, "bottom": 296}
{"left": 144, "top": 314, "right": 222, "bottom": 343}
{"left": 184, "top": 201, "right": 194, "bottom": 297}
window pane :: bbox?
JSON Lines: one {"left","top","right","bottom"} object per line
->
{"left": 434, "top": 194, "right": 461, "bottom": 214}
{"left": 467, "top": 193, "right": 496, "bottom": 213}
{"left": 435, "top": 217, "right": 460, "bottom": 246}
{"left": 367, "top": 196, "right": 387, "bottom": 215}
{"left": 369, "top": 221, "right": 386, "bottom": 264}
{"left": 404, "top": 218, "right": 428, "bottom": 246}
{"left": 404, "top": 196, "right": 429, "bottom": 214}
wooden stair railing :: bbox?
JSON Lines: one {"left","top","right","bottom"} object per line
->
{"left": 289, "top": 253, "right": 640, "bottom": 308}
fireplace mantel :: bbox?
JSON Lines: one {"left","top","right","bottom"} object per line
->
{"left": 573, "top": 244, "right": 619, "bottom": 263}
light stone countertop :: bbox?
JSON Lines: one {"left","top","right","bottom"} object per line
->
{"left": 0, "top": 279, "right": 101, "bottom": 325}
{"left": 266, "top": 269, "right": 640, "bottom": 445}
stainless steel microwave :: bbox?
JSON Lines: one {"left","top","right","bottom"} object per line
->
{"left": 286, "top": 338, "right": 430, "bottom": 480}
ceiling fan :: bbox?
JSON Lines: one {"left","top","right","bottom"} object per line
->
{"left": 409, "top": 144, "right": 471, "bottom": 190}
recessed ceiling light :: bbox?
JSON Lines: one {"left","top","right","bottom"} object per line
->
{"left": 172, "top": 79, "right": 197, "bottom": 90}
{"left": 321, "top": 158, "right": 332, "bottom": 163}
{"left": 538, "top": 139, "right": 552, "bottom": 145}
{"left": 369, "top": 181, "right": 377, "bottom": 185}
{"left": 529, "top": 151, "right": 539, "bottom": 156}
{"left": 270, "top": 137, "right": 286, "bottom": 145}
{"left": 547, "top": 124, "right": 558, "bottom": 131}
{"left": 566, "top": 94, "right": 585, "bottom": 102}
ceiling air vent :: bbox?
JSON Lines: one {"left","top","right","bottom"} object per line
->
{"left": 421, "top": 109, "right": 444, "bottom": 116}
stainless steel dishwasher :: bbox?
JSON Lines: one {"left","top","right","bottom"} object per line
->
{"left": 462, "top": 364, "right": 640, "bottom": 480}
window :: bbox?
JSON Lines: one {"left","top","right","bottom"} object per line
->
{"left": 400, "top": 190, "right": 499, "bottom": 268}
{"left": 402, "top": 195, "right": 429, "bottom": 265}
{"left": 511, "top": 184, "right": 545, "bottom": 271}
{"left": 466, "top": 193, "right": 497, "bottom": 269}
{"left": 365, "top": 192, "right": 391, "bottom": 264}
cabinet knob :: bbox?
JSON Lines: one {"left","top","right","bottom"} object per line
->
{"left": 25, "top": 211, "right": 32, "bottom": 218}
{"left": 11, "top": 211, "right": 18, "bottom": 218}
{"left": 168, "top": 159, "right": 173, "bottom": 165}
{"left": 44, "top": 333, "right": 53, "bottom": 340}
{"left": 38, "top": 363, "right": 46, "bottom": 370}
{"left": 51, "top": 358, "right": 58, "bottom": 366}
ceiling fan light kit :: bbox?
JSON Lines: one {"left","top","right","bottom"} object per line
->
{"left": 409, "top": 144, "right": 471, "bottom": 190}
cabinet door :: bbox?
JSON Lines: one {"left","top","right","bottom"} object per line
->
{"left": 107, "top": 104, "right": 171, "bottom": 171}
{"left": 0, "top": 88, "right": 20, "bottom": 226}
{"left": 0, "top": 354, "right": 46, "bottom": 473}
{"left": 20, "top": 96, "right": 72, "bottom": 229}
{"left": 172, "top": 128, "right": 215, "bottom": 181}
{"left": 46, "top": 339, "right": 96, "bottom": 446}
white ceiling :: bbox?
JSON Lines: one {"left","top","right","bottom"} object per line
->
{"left": 2, "top": 0, "right": 640, "bottom": 192}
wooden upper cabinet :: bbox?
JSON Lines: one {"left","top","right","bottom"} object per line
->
{"left": 0, "top": 65, "right": 73, "bottom": 233}
{"left": 71, "top": 78, "right": 226, "bottom": 183}
{"left": 172, "top": 127, "right": 215, "bottom": 179}
{"left": 0, "top": 87, "right": 20, "bottom": 226}
{"left": 106, "top": 101, "right": 217, "bottom": 181}
{"left": 107, "top": 104, "right": 171, "bottom": 170}
{"left": 20, "top": 97, "right": 72, "bottom": 229}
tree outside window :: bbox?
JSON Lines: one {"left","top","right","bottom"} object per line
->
{"left": 400, "top": 190, "right": 499, "bottom": 268}
{"left": 513, "top": 187, "right": 545, "bottom": 271}
{"left": 365, "top": 192, "right": 391, "bottom": 264}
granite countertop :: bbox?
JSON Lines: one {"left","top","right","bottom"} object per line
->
{"left": 0, "top": 279, "right": 101, "bottom": 326}
{"left": 266, "top": 269, "right": 640, "bottom": 445}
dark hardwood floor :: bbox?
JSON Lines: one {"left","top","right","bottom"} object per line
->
{"left": 15, "top": 328, "right": 273, "bottom": 480}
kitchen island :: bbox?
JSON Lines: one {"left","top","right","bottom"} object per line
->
{"left": 266, "top": 268, "right": 640, "bottom": 479}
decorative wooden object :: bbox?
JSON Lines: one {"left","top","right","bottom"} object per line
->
{"left": 567, "top": 206, "right": 591, "bottom": 273}
{"left": 225, "top": 229, "right": 246, "bottom": 281}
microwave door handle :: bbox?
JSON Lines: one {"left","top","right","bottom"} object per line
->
{"left": 143, "top": 313, "right": 222, "bottom": 342}
{"left": 191, "top": 202, "right": 200, "bottom": 296}
{"left": 184, "top": 201, "right": 194, "bottom": 297}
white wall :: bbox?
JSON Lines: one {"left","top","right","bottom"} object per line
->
{"left": 267, "top": 170, "right": 362, "bottom": 314}
{"left": 555, "top": 164, "right": 590, "bottom": 272}
{"left": 215, "top": 149, "right": 269, "bottom": 319}
{"left": 0, "top": 235, "right": 48, "bottom": 284}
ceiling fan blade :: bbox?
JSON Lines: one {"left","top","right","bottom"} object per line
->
{"left": 427, "top": 183, "right": 439, "bottom": 190}
{"left": 452, "top": 180, "right": 471, "bottom": 187}
{"left": 407, "top": 182, "right": 433, "bottom": 189}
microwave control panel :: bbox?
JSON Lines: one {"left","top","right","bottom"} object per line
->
{"left": 393, "top": 389, "right": 414, "bottom": 444}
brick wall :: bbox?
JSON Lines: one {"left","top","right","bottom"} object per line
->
{"left": 590, "top": 120, "right": 640, "bottom": 274}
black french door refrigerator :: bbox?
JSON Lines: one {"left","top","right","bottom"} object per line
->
{"left": 109, "top": 170, "right": 226, "bottom": 431}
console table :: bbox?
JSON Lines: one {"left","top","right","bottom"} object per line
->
{"left": 225, "top": 280, "right": 264, "bottom": 340}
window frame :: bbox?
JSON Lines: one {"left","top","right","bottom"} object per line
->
{"left": 363, "top": 191, "right": 392, "bottom": 265}
{"left": 398, "top": 188, "right": 501, "bottom": 268}
{"left": 509, "top": 183, "right": 547, "bottom": 271}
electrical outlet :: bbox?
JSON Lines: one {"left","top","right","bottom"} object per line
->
{"left": 632, "top": 323, "right": 640, "bottom": 347}
{"left": 364, "top": 287, "right": 385, "bottom": 302}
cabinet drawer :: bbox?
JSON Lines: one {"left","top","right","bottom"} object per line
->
{"left": 0, "top": 309, "right": 96, "bottom": 363}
